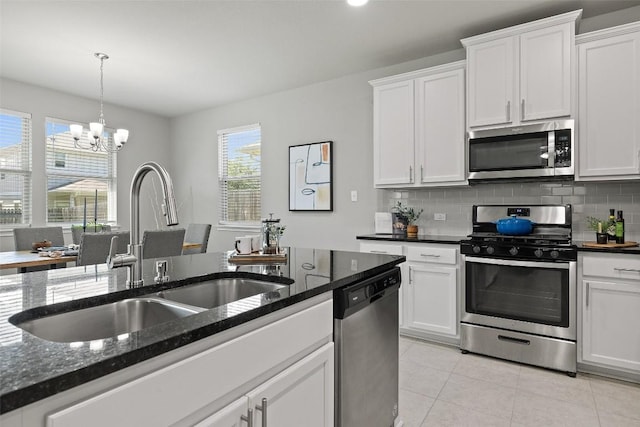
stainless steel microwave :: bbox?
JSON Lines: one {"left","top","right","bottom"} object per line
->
{"left": 467, "top": 120, "right": 574, "bottom": 181}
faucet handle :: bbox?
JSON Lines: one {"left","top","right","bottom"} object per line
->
{"left": 107, "top": 236, "right": 137, "bottom": 269}
{"left": 107, "top": 236, "right": 118, "bottom": 267}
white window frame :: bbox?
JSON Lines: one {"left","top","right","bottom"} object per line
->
{"left": 218, "top": 123, "right": 261, "bottom": 231}
{"left": 45, "top": 117, "right": 117, "bottom": 226}
{"left": 0, "top": 108, "right": 32, "bottom": 228}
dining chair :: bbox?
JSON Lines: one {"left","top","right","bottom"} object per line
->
{"left": 13, "top": 226, "right": 66, "bottom": 273}
{"left": 71, "top": 224, "right": 112, "bottom": 245}
{"left": 182, "top": 223, "right": 212, "bottom": 255}
{"left": 142, "top": 228, "right": 186, "bottom": 259}
{"left": 77, "top": 231, "right": 130, "bottom": 266}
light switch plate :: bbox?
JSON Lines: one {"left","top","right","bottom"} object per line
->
{"left": 350, "top": 190, "right": 358, "bottom": 202}
{"left": 434, "top": 213, "right": 446, "bottom": 221}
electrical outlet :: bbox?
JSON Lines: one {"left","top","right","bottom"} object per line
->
{"left": 434, "top": 213, "right": 447, "bottom": 221}
{"left": 351, "top": 259, "right": 358, "bottom": 271}
{"left": 350, "top": 190, "right": 358, "bottom": 202}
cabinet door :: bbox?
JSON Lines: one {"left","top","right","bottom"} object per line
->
{"left": 578, "top": 31, "right": 640, "bottom": 179}
{"left": 373, "top": 80, "right": 415, "bottom": 186}
{"left": 582, "top": 279, "right": 640, "bottom": 372}
{"left": 195, "top": 396, "right": 249, "bottom": 427}
{"left": 415, "top": 68, "right": 466, "bottom": 185}
{"left": 247, "top": 343, "right": 334, "bottom": 427}
{"left": 467, "top": 36, "right": 514, "bottom": 127}
{"left": 406, "top": 264, "right": 457, "bottom": 337}
{"left": 520, "top": 23, "right": 572, "bottom": 121}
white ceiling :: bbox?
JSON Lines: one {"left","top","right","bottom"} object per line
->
{"left": 1, "top": 0, "right": 639, "bottom": 118}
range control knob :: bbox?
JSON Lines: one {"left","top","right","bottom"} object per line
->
{"left": 472, "top": 245, "right": 481, "bottom": 254}
{"left": 509, "top": 246, "right": 518, "bottom": 256}
{"left": 534, "top": 249, "right": 544, "bottom": 258}
{"left": 486, "top": 246, "right": 495, "bottom": 255}
{"left": 550, "top": 250, "right": 560, "bottom": 259}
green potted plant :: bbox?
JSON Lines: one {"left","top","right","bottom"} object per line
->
{"left": 586, "top": 216, "right": 610, "bottom": 244}
{"left": 392, "top": 201, "right": 424, "bottom": 238}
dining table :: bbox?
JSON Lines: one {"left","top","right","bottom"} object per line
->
{"left": 0, "top": 250, "right": 77, "bottom": 270}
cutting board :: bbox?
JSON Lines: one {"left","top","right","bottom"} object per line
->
{"left": 582, "top": 241, "right": 639, "bottom": 248}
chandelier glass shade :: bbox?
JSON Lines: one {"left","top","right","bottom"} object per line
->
{"left": 70, "top": 53, "right": 129, "bottom": 152}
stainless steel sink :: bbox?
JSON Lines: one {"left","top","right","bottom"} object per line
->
{"left": 13, "top": 297, "right": 202, "bottom": 343}
{"left": 152, "top": 278, "right": 290, "bottom": 309}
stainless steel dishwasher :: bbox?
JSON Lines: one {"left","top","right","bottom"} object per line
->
{"left": 334, "top": 267, "right": 401, "bottom": 427}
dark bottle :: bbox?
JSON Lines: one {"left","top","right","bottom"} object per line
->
{"left": 607, "top": 208, "right": 617, "bottom": 241}
{"left": 615, "top": 210, "right": 625, "bottom": 244}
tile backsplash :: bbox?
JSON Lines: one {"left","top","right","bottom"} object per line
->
{"left": 382, "top": 181, "right": 640, "bottom": 241}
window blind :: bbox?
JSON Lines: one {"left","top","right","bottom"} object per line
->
{"left": 45, "top": 118, "right": 117, "bottom": 225}
{"left": 218, "top": 124, "right": 261, "bottom": 224}
{"left": 0, "top": 109, "right": 32, "bottom": 226}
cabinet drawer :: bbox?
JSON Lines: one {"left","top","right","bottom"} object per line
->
{"left": 360, "top": 242, "right": 403, "bottom": 256}
{"left": 407, "top": 245, "right": 457, "bottom": 264}
{"left": 582, "top": 253, "right": 640, "bottom": 280}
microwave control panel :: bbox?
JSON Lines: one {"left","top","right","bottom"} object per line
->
{"left": 554, "top": 129, "right": 572, "bottom": 167}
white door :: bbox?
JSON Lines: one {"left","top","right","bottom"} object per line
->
{"left": 582, "top": 279, "right": 640, "bottom": 372}
{"left": 577, "top": 31, "right": 640, "bottom": 178}
{"left": 466, "top": 36, "right": 514, "bottom": 127}
{"left": 195, "top": 396, "right": 249, "bottom": 427}
{"left": 407, "top": 264, "right": 457, "bottom": 337}
{"left": 373, "top": 80, "right": 415, "bottom": 185}
{"left": 415, "top": 68, "right": 466, "bottom": 185}
{"left": 247, "top": 343, "right": 334, "bottom": 427}
{"left": 519, "top": 23, "right": 572, "bottom": 121}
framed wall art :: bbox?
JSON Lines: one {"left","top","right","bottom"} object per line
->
{"left": 289, "top": 141, "right": 333, "bottom": 211}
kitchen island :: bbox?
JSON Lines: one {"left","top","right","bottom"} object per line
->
{"left": 0, "top": 247, "right": 403, "bottom": 425}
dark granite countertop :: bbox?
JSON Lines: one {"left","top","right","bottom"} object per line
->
{"left": 0, "top": 247, "right": 404, "bottom": 414}
{"left": 574, "top": 241, "right": 640, "bottom": 255}
{"left": 357, "top": 234, "right": 465, "bottom": 245}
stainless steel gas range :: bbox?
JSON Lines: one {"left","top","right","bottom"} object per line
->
{"left": 460, "top": 205, "right": 577, "bottom": 376}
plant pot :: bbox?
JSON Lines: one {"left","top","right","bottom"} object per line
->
{"left": 407, "top": 224, "right": 418, "bottom": 238}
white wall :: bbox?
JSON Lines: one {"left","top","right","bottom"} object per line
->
{"left": 170, "top": 50, "right": 465, "bottom": 252}
{"left": 0, "top": 78, "right": 172, "bottom": 251}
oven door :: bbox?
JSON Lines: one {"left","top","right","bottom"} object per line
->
{"left": 462, "top": 256, "right": 576, "bottom": 340}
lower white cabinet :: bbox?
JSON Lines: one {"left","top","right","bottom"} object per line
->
{"left": 405, "top": 245, "right": 459, "bottom": 342}
{"left": 579, "top": 253, "right": 640, "bottom": 376}
{"left": 198, "top": 343, "right": 334, "bottom": 427}
{"left": 359, "top": 241, "right": 460, "bottom": 344}
{"left": 45, "top": 297, "right": 334, "bottom": 427}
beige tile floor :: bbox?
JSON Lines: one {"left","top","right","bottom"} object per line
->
{"left": 398, "top": 336, "right": 640, "bottom": 427}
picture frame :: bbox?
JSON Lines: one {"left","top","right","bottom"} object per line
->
{"left": 289, "top": 141, "right": 333, "bottom": 211}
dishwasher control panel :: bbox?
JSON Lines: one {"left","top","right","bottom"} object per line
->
{"left": 333, "top": 267, "right": 401, "bottom": 319}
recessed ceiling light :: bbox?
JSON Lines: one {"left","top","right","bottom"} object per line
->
{"left": 347, "top": 0, "right": 369, "bottom": 6}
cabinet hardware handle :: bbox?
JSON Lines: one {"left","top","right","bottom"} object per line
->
{"left": 241, "top": 408, "right": 254, "bottom": 427}
{"left": 420, "top": 165, "right": 424, "bottom": 182}
{"left": 521, "top": 99, "right": 525, "bottom": 121}
{"left": 370, "top": 250, "right": 388, "bottom": 254}
{"left": 586, "top": 283, "right": 590, "bottom": 307}
{"left": 420, "top": 253, "right": 441, "bottom": 258}
{"left": 409, "top": 165, "right": 413, "bottom": 182}
{"left": 613, "top": 268, "right": 640, "bottom": 273}
{"left": 255, "top": 398, "right": 268, "bottom": 426}
{"left": 506, "top": 100, "right": 511, "bottom": 122}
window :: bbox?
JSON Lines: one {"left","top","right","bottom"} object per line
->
{"left": 0, "top": 109, "right": 32, "bottom": 226}
{"left": 218, "top": 124, "right": 261, "bottom": 225}
{"left": 45, "top": 118, "right": 117, "bottom": 225}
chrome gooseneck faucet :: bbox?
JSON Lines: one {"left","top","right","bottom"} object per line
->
{"left": 108, "top": 161, "right": 179, "bottom": 287}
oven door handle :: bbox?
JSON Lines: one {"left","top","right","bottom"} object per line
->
{"left": 463, "top": 255, "right": 571, "bottom": 270}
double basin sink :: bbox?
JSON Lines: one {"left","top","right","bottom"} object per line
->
{"left": 11, "top": 277, "right": 291, "bottom": 343}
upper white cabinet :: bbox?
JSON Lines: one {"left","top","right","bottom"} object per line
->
{"left": 462, "top": 10, "right": 581, "bottom": 129}
{"left": 576, "top": 23, "right": 640, "bottom": 181}
{"left": 370, "top": 61, "right": 466, "bottom": 188}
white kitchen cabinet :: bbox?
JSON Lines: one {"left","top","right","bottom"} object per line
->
{"left": 576, "top": 23, "right": 640, "bottom": 181}
{"left": 46, "top": 297, "right": 333, "bottom": 427}
{"left": 579, "top": 253, "right": 640, "bottom": 376}
{"left": 462, "top": 10, "right": 580, "bottom": 129}
{"left": 359, "top": 242, "right": 406, "bottom": 328}
{"left": 405, "top": 245, "right": 459, "bottom": 342}
{"left": 370, "top": 61, "right": 467, "bottom": 188}
{"left": 372, "top": 80, "right": 415, "bottom": 186}
{"left": 199, "top": 343, "right": 334, "bottom": 427}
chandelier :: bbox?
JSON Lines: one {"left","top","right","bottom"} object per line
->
{"left": 70, "top": 53, "right": 129, "bottom": 152}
